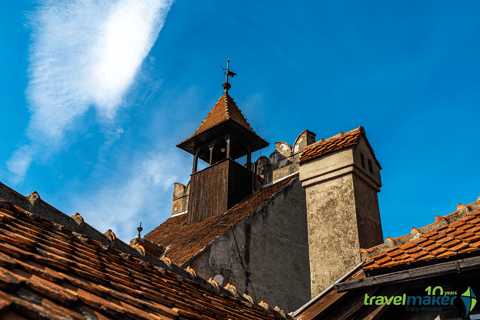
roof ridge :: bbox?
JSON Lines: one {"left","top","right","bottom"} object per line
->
{"left": 361, "top": 199, "right": 480, "bottom": 266}
{"left": 309, "top": 126, "right": 363, "bottom": 148}
{"left": 224, "top": 93, "right": 231, "bottom": 119}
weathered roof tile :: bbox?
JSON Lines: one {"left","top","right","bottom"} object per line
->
{"left": 0, "top": 200, "right": 288, "bottom": 319}
{"left": 363, "top": 204, "right": 480, "bottom": 271}
{"left": 299, "top": 128, "right": 362, "bottom": 164}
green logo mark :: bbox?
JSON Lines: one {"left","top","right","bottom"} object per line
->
{"left": 461, "top": 287, "right": 477, "bottom": 316}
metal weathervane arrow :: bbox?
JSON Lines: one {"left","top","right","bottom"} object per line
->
{"left": 221, "top": 59, "right": 237, "bottom": 89}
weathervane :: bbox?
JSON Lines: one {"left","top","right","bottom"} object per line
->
{"left": 221, "top": 58, "right": 237, "bottom": 93}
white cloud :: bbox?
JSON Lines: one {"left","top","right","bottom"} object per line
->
{"left": 72, "top": 150, "right": 189, "bottom": 241}
{"left": 9, "top": 0, "right": 174, "bottom": 181}
{"left": 6, "top": 145, "right": 34, "bottom": 183}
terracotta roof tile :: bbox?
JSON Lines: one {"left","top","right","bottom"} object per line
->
{"left": 405, "top": 246, "right": 422, "bottom": 254}
{"left": 0, "top": 202, "right": 288, "bottom": 319}
{"left": 450, "top": 221, "right": 467, "bottom": 228}
{"left": 458, "top": 247, "right": 478, "bottom": 255}
{"left": 398, "top": 242, "right": 415, "bottom": 250}
{"left": 430, "top": 247, "right": 448, "bottom": 256}
{"left": 469, "top": 217, "right": 480, "bottom": 224}
{"left": 418, "top": 239, "right": 435, "bottom": 248}
{"left": 421, "top": 230, "right": 439, "bottom": 238}
{"left": 464, "top": 235, "right": 480, "bottom": 243}
{"left": 467, "top": 226, "right": 480, "bottom": 233}
{"left": 409, "top": 237, "right": 428, "bottom": 245}
{"left": 423, "top": 243, "right": 441, "bottom": 252}
{"left": 470, "top": 240, "right": 480, "bottom": 248}
{"left": 385, "top": 249, "right": 403, "bottom": 258}
{"left": 441, "top": 239, "right": 462, "bottom": 248}
{"left": 439, "top": 227, "right": 456, "bottom": 235}
{"left": 449, "top": 229, "right": 465, "bottom": 237}
{"left": 178, "top": 93, "right": 259, "bottom": 146}
{"left": 144, "top": 174, "right": 299, "bottom": 266}
{"left": 410, "top": 250, "right": 428, "bottom": 260}
{"left": 458, "top": 215, "right": 476, "bottom": 222}
{"left": 299, "top": 128, "right": 362, "bottom": 164}
{"left": 455, "top": 232, "right": 476, "bottom": 240}
{"left": 363, "top": 205, "right": 480, "bottom": 271}
{"left": 428, "top": 233, "right": 445, "bottom": 241}
{"left": 299, "top": 126, "right": 381, "bottom": 168}
{"left": 392, "top": 253, "right": 410, "bottom": 261}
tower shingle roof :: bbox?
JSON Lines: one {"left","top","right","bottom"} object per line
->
{"left": 177, "top": 93, "right": 259, "bottom": 147}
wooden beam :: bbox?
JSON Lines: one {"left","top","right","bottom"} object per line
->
{"left": 334, "top": 256, "right": 480, "bottom": 292}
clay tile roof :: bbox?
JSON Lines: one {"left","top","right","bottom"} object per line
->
{"left": 177, "top": 93, "right": 258, "bottom": 146}
{"left": 145, "top": 173, "right": 299, "bottom": 266}
{"left": 299, "top": 126, "right": 365, "bottom": 164}
{"left": 130, "top": 238, "right": 165, "bottom": 259}
{"left": 0, "top": 200, "right": 289, "bottom": 319}
{"left": 363, "top": 199, "right": 480, "bottom": 271}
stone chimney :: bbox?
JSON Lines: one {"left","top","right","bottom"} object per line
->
{"left": 298, "top": 127, "right": 383, "bottom": 297}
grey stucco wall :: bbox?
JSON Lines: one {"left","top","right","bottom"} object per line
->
{"left": 299, "top": 136, "right": 383, "bottom": 298}
{"left": 351, "top": 137, "right": 384, "bottom": 250}
{"left": 302, "top": 173, "right": 362, "bottom": 298}
{"left": 353, "top": 174, "right": 383, "bottom": 250}
{"left": 189, "top": 177, "right": 311, "bottom": 313}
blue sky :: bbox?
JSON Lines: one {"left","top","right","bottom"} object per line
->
{"left": 1, "top": 0, "right": 479, "bottom": 243}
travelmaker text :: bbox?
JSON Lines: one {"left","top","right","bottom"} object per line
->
{"left": 364, "top": 294, "right": 456, "bottom": 306}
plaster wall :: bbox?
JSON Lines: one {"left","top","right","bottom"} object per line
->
{"left": 353, "top": 174, "right": 383, "bottom": 249}
{"left": 351, "top": 137, "right": 383, "bottom": 249}
{"left": 299, "top": 139, "right": 383, "bottom": 297}
{"left": 189, "top": 178, "right": 311, "bottom": 313}
{"left": 352, "top": 137, "right": 382, "bottom": 189}
{"left": 302, "top": 173, "right": 362, "bottom": 297}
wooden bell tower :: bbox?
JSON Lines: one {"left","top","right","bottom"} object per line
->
{"left": 176, "top": 60, "right": 269, "bottom": 224}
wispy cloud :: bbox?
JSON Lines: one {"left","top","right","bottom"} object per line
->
{"left": 8, "top": 0, "right": 174, "bottom": 182}
{"left": 72, "top": 150, "right": 189, "bottom": 241}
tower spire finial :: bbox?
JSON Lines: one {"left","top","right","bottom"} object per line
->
{"left": 135, "top": 222, "right": 143, "bottom": 239}
{"left": 221, "top": 58, "right": 237, "bottom": 93}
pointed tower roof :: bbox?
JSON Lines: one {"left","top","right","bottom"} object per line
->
{"left": 180, "top": 93, "right": 256, "bottom": 143}
{"left": 177, "top": 60, "right": 269, "bottom": 160}
{"left": 176, "top": 93, "right": 269, "bottom": 158}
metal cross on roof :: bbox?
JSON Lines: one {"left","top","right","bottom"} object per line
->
{"left": 221, "top": 58, "right": 237, "bottom": 93}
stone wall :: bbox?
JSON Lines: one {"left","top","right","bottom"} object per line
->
{"left": 188, "top": 177, "right": 311, "bottom": 313}
{"left": 172, "top": 182, "right": 190, "bottom": 215}
{"left": 256, "top": 130, "right": 316, "bottom": 186}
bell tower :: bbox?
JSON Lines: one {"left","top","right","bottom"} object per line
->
{"left": 177, "top": 60, "right": 269, "bottom": 224}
